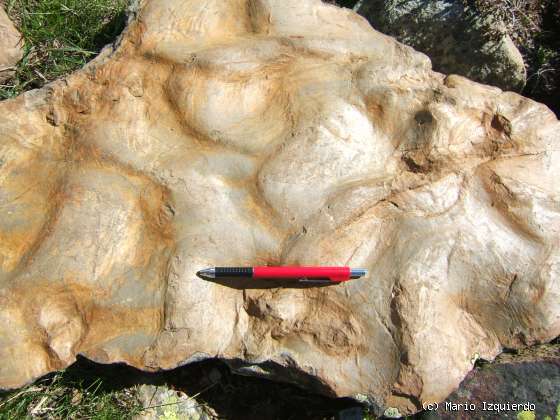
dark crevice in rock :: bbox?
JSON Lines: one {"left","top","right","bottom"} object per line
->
{"left": 402, "top": 154, "right": 430, "bottom": 174}
{"left": 323, "top": 0, "right": 360, "bottom": 8}
{"left": 415, "top": 110, "right": 435, "bottom": 125}
{"left": 92, "top": 10, "right": 128, "bottom": 53}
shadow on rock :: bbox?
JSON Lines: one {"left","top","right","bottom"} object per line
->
{"left": 198, "top": 275, "right": 337, "bottom": 290}
{"left": 42, "top": 356, "right": 365, "bottom": 420}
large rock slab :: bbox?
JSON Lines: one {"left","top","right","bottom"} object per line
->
{"left": 354, "top": 0, "right": 527, "bottom": 92}
{"left": 0, "top": 6, "right": 23, "bottom": 82}
{"left": 0, "top": 0, "right": 558, "bottom": 416}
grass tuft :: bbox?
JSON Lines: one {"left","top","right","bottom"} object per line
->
{"left": 0, "top": 0, "right": 128, "bottom": 100}
{"left": 0, "top": 372, "right": 143, "bottom": 419}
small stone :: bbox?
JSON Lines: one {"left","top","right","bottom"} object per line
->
{"left": 384, "top": 407, "right": 402, "bottom": 418}
{"left": 135, "top": 385, "right": 216, "bottom": 420}
{"left": 0, "top": 8, "right": 23, "bottom": 83}
{"left": 71, "top": 389, "right": 83, "bottom": 405}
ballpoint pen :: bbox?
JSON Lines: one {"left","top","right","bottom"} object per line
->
{"left": 196, "top": 266, "right": 368, "bottom": 284}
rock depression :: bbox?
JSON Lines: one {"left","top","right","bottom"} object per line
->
{"left": 0, "top": 0, "right": 559, "bottom": 415}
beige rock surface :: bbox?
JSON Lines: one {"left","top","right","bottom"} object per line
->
{"left": 0, "top": 0, "right": 559, "bottom": 415}
{"left": 0, "top": 7, "right": 23, "bottom": 82}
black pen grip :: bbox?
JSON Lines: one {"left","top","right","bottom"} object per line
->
{"left": 215, "top": 267, "right": 253, "bottom": 277}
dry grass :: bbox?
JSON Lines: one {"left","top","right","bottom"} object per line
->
{"left": 0, "top": 372, "right": 142, "bottom": 419}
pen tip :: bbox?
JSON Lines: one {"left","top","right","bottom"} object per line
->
{"left": 197, "top": 268, "right": 216, "bottom": 279}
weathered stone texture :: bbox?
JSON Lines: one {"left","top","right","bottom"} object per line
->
{"left": 0, "top": 0, "right": 558, "bottom": 416}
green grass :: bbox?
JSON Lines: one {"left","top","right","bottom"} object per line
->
{"left": 0, "top": 372, "right": 143, "bottom": 419}
{"left": 1, "top": 0, "right": 128, "bottom": 100}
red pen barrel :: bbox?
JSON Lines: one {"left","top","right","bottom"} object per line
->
{"left": 253, "top": 266, "right": 351, "bottom": 282}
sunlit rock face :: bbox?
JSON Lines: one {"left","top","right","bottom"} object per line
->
{"left": 0, "top": 0, "right": 558, "bottom": 415}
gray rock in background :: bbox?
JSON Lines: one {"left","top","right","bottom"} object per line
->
{"left": 354, "top": 0, "right": 527, "bottom": 91}
{"left": 419, "top": 344, "right": 560, "bottom": 420}
{"left": 0, "top": 7, "right": 23, "bottom": 83}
